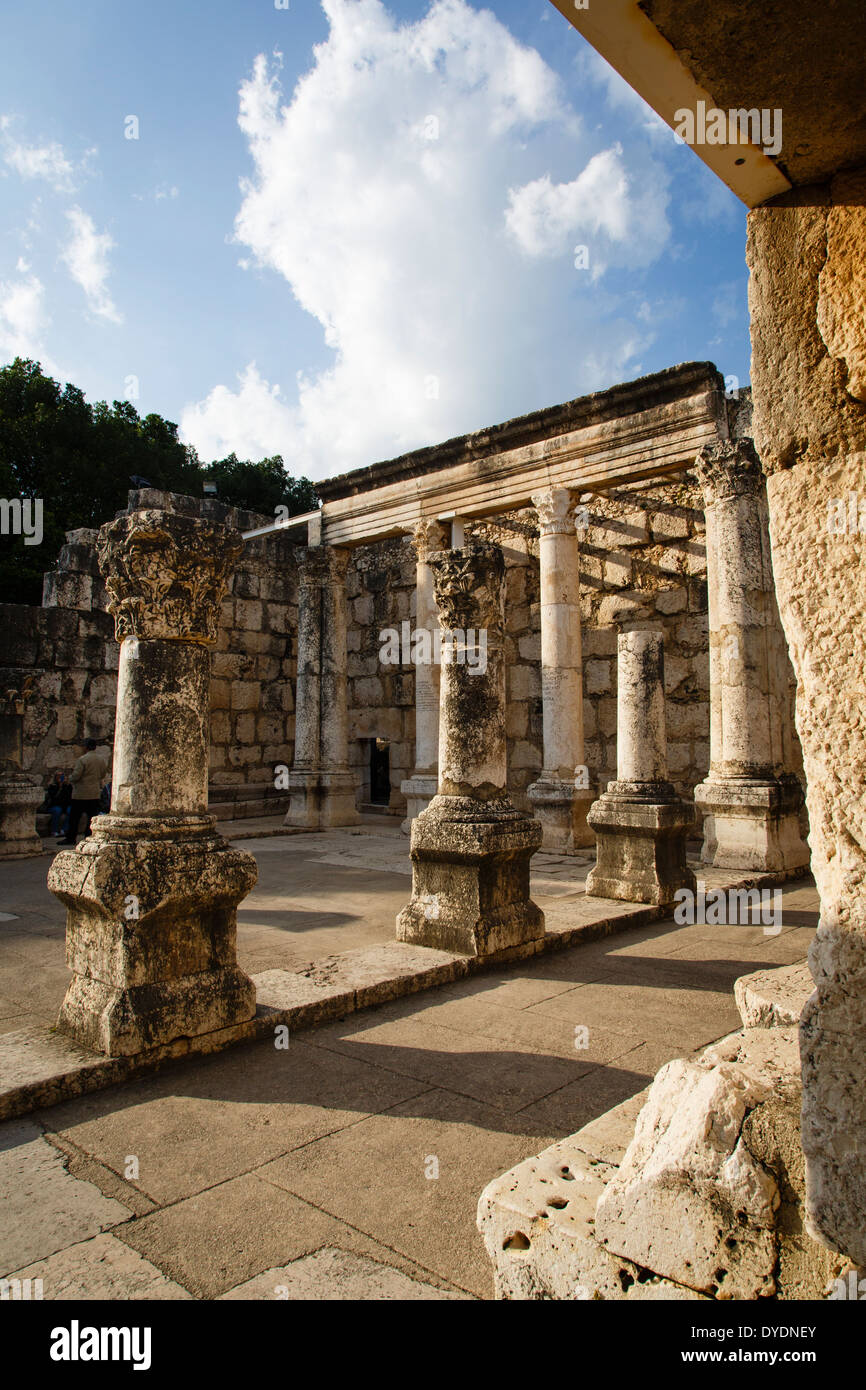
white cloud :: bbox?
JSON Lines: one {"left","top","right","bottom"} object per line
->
{"left": 0, "top": 118, "right": 76, "bottom": 192}
{"left": 0, "top": 271, "right": 50, "bottom": 363}
{"left": 60, "top": 207, "right": 122, "bottom": 323}
{"left": 183, "top": 0, "right": 670, "bottom": 478}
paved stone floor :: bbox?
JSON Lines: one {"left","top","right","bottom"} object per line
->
{"left": 0, "top": 819, "right": 818, "bottom": 1299}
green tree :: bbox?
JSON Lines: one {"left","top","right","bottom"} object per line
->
{"left": 202, "top": 453, "right": 319, "bottom": 517}
{"left": 0, "top": 359, "right": 319, "bottom": 605}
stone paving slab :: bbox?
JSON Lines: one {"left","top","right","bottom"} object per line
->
{"left": 219, "top": 1247, "right": 473, "bottom": 1300}
{"left": 0, "top": 1119, "right": 129, "bottom": 1272}
{"left": 3, "top": 1232, "right": 192, "bottom": 1300}
{"left": 0, "top": 860, "right": 813, "bottom": 1122}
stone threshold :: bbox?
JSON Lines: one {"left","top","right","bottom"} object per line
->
{"left": 0, "top": 864, "right": 807, "bottom": 1123}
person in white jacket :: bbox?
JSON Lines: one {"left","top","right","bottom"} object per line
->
{"left": 58, "top": 738, "right": 109, "bottom": 845}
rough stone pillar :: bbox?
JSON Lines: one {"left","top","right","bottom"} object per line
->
{"left": 47, "top": 503, "right": 257, "bottom": 1056}
{"left": 397, "top": 542, "right": 544, "bottom": 956}
{"left": 401, "top": 518, "right": 448, "bottom": 832}
{"left": 748, "top": 167, "right": 866, "bottom": 1266}
{"left": 285, "top": 545, "right": 359, "bottom": 829}
{"left": 586, "top": 608, "right": 695, "bottom": 904}
{"left": 527, "top": 487, "right": 594, "bottom": 851}
{"left": 694, "top": 439, "right": 809, "bottom": 872}
{"left": 0, "top": 682, "right": 43, "bottom": 859}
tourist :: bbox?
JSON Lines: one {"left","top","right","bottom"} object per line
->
{"left": 58, "top": 739, "right": 110, "bottom": 846}
{"left": 40, "top": 771, "right": 72, "bottom": 838}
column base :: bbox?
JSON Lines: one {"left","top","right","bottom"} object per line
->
{"left": 47, "top": 818, "right": 257, "bottom": 1056}
{"left": 400, "top": 773, "right": 438, "bottom": 834}
{"left": 396, "top": 795, "right": 544, "bottom": 957}
{"left": 0, "top": 774, "right": 44, "bottom": 859}
{"left": 586, "top": 782, "right": 696, "bottom": 906}
{"left": 527, "top": 776, "right": 595, "bottom": 853}
{"left": 695, "top": 775, "right": 809, "bottom": 872}
{"left": 284, "top": 769, "right": 360, "bottom": 829}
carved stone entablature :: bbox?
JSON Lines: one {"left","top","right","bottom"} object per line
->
{"left": 98, "top": 508, "right": 243, "bottom": 645}
{"left": 531, "top": 487, "right": 575, "bottom": 536}
{"left": 429, "top": 542, "right": 505, "bottom": 633}
{"left": 695, "top": 438, "right": 765, "bottom": 504}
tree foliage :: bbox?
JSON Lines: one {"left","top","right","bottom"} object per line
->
{"left": 0, "top": 358, "right": 319, "bottom": 605}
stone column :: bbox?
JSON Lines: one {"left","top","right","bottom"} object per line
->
{"left": 401, "top": 518, "right": 448, "bottom": 832}
{"left": 748, "top": 167, "right": 866, "bottom": 1267}
{"left": 586, "top": 606, "right": 695, "bottom": 904}
{"left": 285, "top": 545, "right": 359, "bottom": 829}
{"left": 694, "top": 439, "right": 809, "bottom": 872}
{"left": 397, "top": 542, "right": 544, "bottom": 956}
{"left": 47, "top": 503, "right": 257, "bottom": 1056}
{"left": 0, "top": 681, "right": 43, "bottom": 859}
{"left": 527, "top": 487, "right": 594, "bottom": 851}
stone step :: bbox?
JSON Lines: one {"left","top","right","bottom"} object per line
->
{"left": 733, "top": 960, "right": 814, "bottom": 1029}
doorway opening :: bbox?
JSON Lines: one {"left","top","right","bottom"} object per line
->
{"left": 370, "top": 737, "right": 391, "bottom": 806}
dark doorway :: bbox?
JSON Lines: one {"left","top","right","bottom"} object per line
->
{"left": 370, "top": 738, "right": 390, "bottom": 806}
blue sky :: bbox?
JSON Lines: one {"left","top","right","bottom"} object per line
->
{"left": 0, "top": 0, "right": 749, "bottom": 481}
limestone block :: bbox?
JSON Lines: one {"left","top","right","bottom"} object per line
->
{"left": 230, "top": 681, "right": 261, "bottom": 711}
{"left": 655, "top": 587, "right": 687, "bottom": 614}
{"left": 734, "top": 962, "right": 814, "bottom": 1030}
{"left": 594, "top": 1057, "right": 780, "bottom": 1298}
{"left": 477, "top": 1124, "right": 706, "bottom": 1301}
{"left": 585, "top": 660, "right": 612, "bottom": 695}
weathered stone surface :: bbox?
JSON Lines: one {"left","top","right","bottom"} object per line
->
{"left": 735, "top": 962, "right": 814, "bottom": 1029}
{"left": 587, "top": 620, "right": 695, "bottom": 905}
{"left": 594, "top": 1056, "right": 780, "bottom": 1298}
{"left": 397, "top": 544, "right": 544, "bottom": 956}
{"left": 477, "top": 1105, "right": 707, "bottom": 1301}
{"left": 220, "top": 1247, "right": 470, "bottom": 1300}
{"left": 693, "top": 440, "right": 807, "bottom": 872}
{"left": 748, "top": 171, "right": 866, "bottom": 1266}
{"left": 5, "top": 1233, "right": 192, "bottom": 1300}
{"left": 528, "top": 489, "right": 595, "bottom": 851}
{"left": 49, "top": 502, "right": 258, "bottom": 1056}
{"left": 286, "top": 546, "right": 359, "bottom": 829}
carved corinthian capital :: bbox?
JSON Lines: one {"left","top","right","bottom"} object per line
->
{"left": 695, "top": 438, "right": 765, "bottom": 505}
{"left": 294, "top": 544, "right": 351, "bottom": 588}
{"left": 531, "top": 487, "right": 575, "bottom": 536}
{"left": 97, "top": 508, "right": 243, "bottom": 644}
{"left": 430, "top": 541, "right": 505, "bottom": 633}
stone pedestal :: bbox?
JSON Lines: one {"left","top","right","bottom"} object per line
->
{"left": 401, "top": 519, "right": 448, "bottom": 832}
{"left": 0, "top": 694, "right": 43, "bottom": 859}
{"left": 286, "top": 546, "right": 359, "bottom": 829}
{"left": 48, "top": 503, "right": 257, "bottom": 1056}
{"left": 397, "top": 543, "right": 544, "bottom": 957}
{"left": 527, "top": 488, "right": 594, "bottom": 851}
{"left": 694, "top": 440, "right": 809, "bottom": 872}
{"left": 587, "top": 617, "right": 695, "bottom": 905}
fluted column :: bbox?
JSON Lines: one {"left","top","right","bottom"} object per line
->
{"left": 527, "top": 487, "right": 594, "bottom": 850}
{"left": 286, "top": 545, "right": 359, "bottom": 829}
{"left": 401, "top": 518, "right": 448, "bottom": 831}
{"left": 48, "top": 502, "right": 257, "bottom": 1055}
{"left": 586, "top": 605, "right": 695, "bottom": 905}
{"left": 397, "top": 542, "right": 544, "bottom": 956}
{"left": 694, "top": 440, "right": 808, "bottom": 871}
